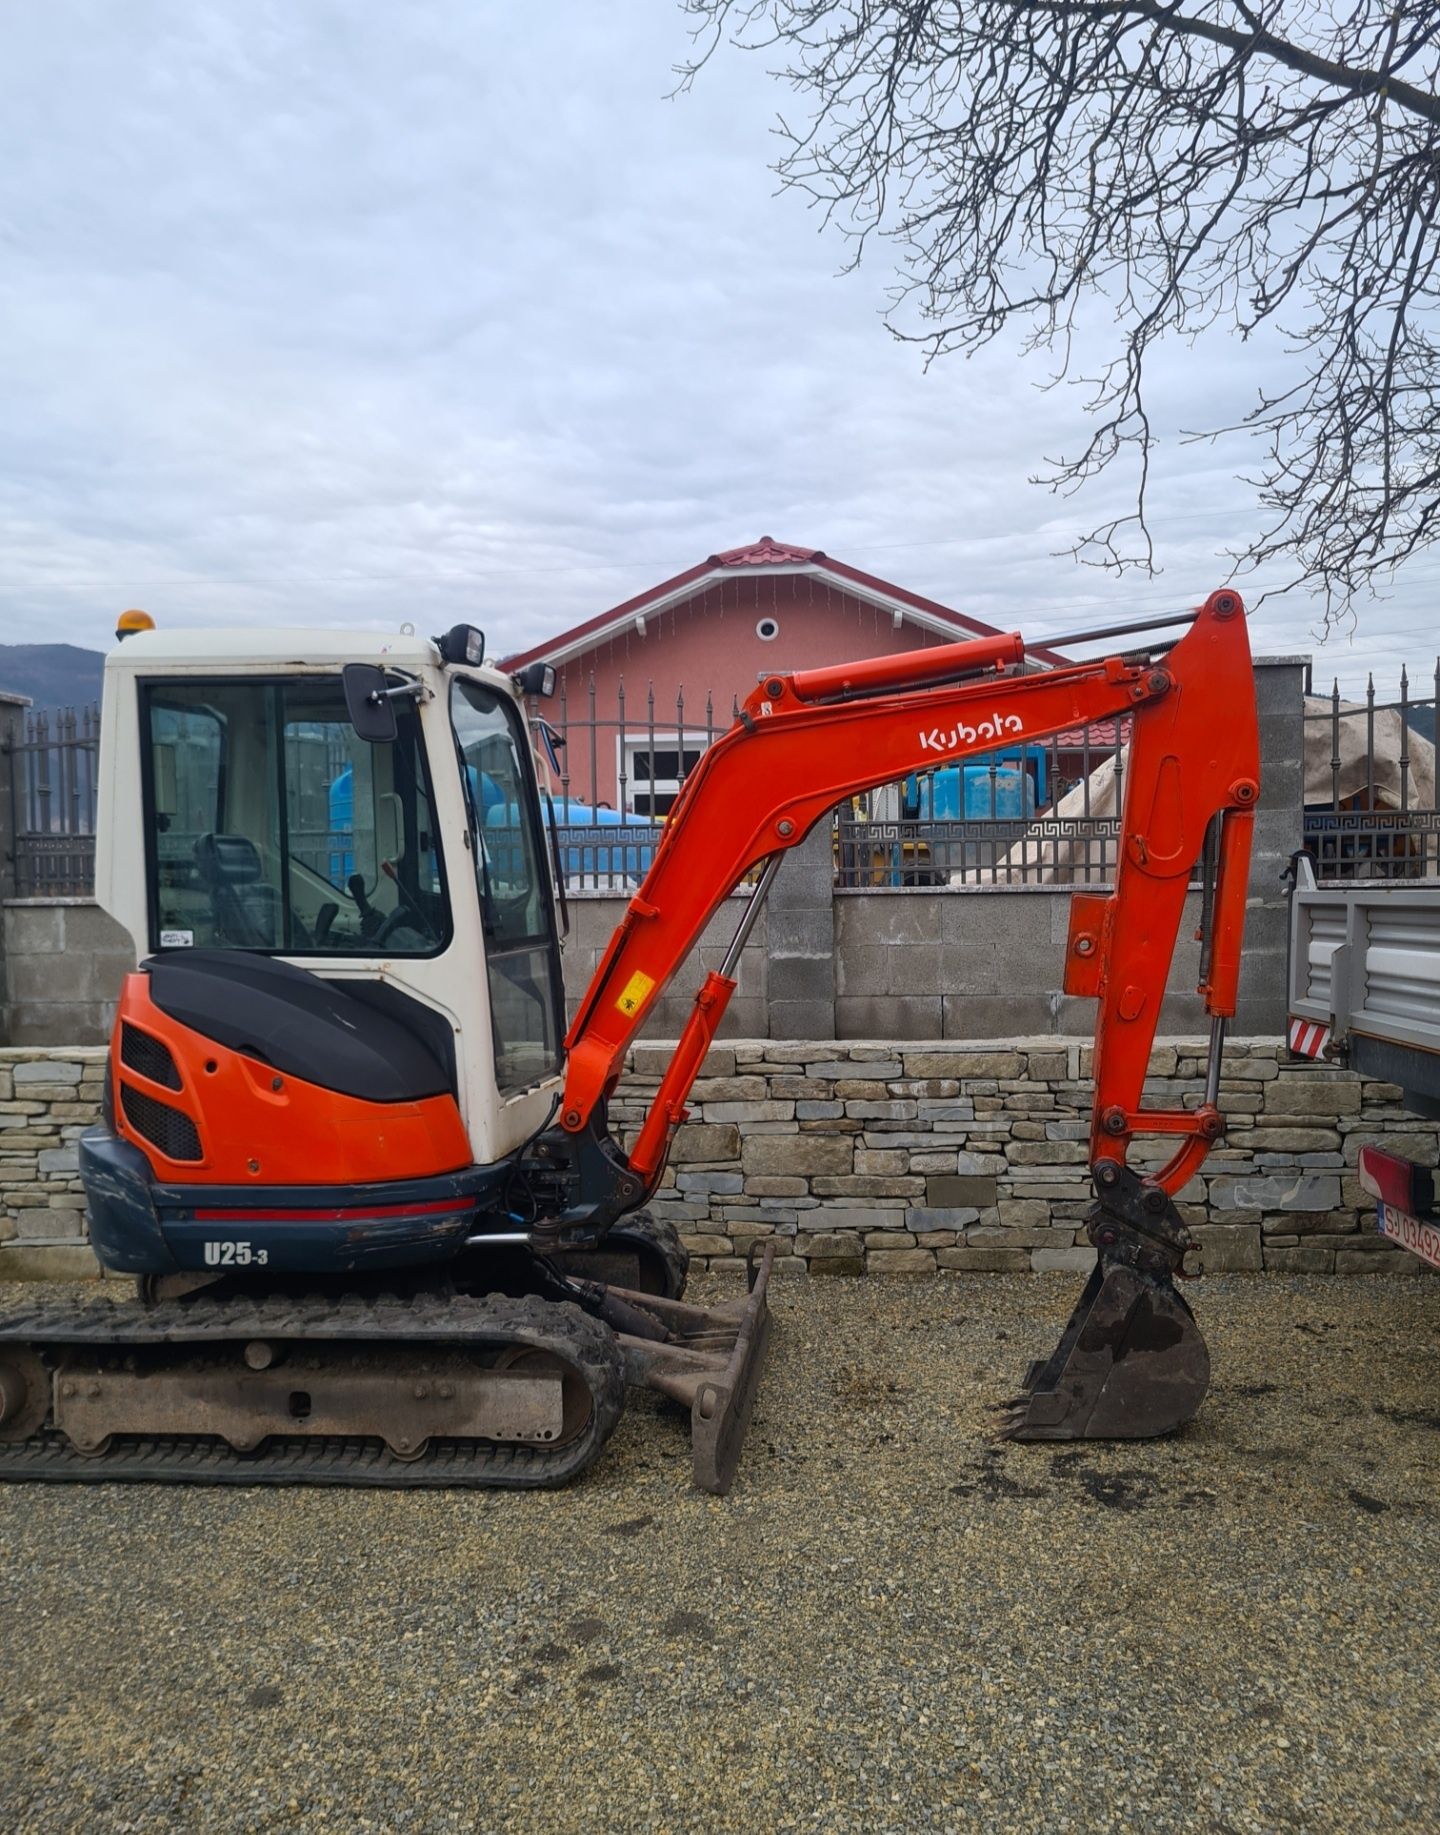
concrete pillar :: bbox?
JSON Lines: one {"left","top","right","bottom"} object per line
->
{"left": 764, "top": 819, "right": 836, "bottom": 1039}
{"left": 1235, "top": 654, "right": 1308, "bottom": 1037}
{"left": 0, "top": 692, "right": 28, "bottom": 903}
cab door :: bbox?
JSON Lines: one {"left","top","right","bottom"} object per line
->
{"left": 449, "top": 677, "right": 566, "bottom": 1095}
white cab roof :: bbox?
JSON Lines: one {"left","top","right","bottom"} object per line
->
{"left": 103, "top": 625, "right": 513, "bottom": 691}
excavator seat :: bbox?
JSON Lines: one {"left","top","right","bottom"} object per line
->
{"left": 194, "top": 834, "right": 282, "bottom": 949}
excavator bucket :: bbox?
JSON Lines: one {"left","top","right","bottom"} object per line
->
{"left": 1000, "top": 1249, "right": 1211, "bottom": 1441}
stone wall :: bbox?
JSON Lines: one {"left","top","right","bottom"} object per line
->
{"left": 4, "top": 1039, "right": 1436, "bottom": 1281}
{"left": 0, "top": 1047, "right": 109, "bottom": 1279}
{"left": 617, "top": 1038, "right": 1439, "bottom": 1277}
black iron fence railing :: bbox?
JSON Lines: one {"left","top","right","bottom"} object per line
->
{"left": 1301, "top": 666, "right": 1440, "bottom": 881}
{"left": 835, "top": 812, "right": 1124, "bottom": 888}
{"left": 9, "top": 706, "right": 101, "bottom": 897}
{"left": 11, "top": 659, "right": 1437, "bottom": 901}
{"left": 529, "top": 671, "right": 1134, "bottom": 890}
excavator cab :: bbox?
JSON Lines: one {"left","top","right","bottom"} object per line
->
{"left": 85, "top": 629, "right": 574, "bottom": 1274}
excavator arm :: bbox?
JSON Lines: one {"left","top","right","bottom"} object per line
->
{"left": 533, "top": 588, "right": 1259, "bottom": 1446}
{"left": 551, "top": 591, "right": 1256, "bottom": 1196}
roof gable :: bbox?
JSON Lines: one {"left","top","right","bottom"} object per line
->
{"left": 501, "top": 538, "right": 1069, "bottom": 670}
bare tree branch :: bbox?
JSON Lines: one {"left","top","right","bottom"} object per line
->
{"left": 678, "top": 1, "right": 1440, "bottom": 624}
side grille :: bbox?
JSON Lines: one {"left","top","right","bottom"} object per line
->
{"left": 121, "top": 1083, "right": 202, "bottom": 1162}
{"left": 119, "top": 1022, "right": 182, "bottom": 1091}
{"left": 1304, "top": 904, "right": 1347, "bottom": 1006}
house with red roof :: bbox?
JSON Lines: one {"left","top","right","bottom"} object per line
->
{"left": 503, "top": 538, "right": 1069, "bottom": 815}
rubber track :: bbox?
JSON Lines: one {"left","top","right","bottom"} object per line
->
{"left": 549, "top": 1209, "right": 691, "bottom": 1300}
{"left": 0, "top": 1291, "right": 626, "bottom": 1490}
{"left": 611, "top": 1211, "right": 691, "bottom": 1300}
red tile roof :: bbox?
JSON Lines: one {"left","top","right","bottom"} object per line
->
{"left": 707, "top": 536, "right": 822, "bottom": 567}
{"left": 500, "top": 537, "right": 1071, "bottom": 670}
{"left": 1053, "top": 717, "right": 1132, "bottom": 749}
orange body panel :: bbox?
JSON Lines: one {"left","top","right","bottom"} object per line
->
{"left": 112, "top": 974, "right": 471, "bottom": 1186}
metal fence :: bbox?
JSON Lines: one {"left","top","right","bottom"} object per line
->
{"left": 8, "top": 706, "right": 101, "bottom": 897}
{"left": 540, "top": 659, "right": 1439, "bottom": 891}
{"left": 834, "top": 720, "right": 1129, "bottom": 888}
{"left": 525, "top": 673, "right": 740, "bottom": 890}
{"left": 529, "top": 673, "right": 1133, "bottom": 890}
{"left": 15, "top": 659, "right": 1439, "bottom": 903}
{"left": 1302, "top": 665, "right": 1440, "bottom": 882}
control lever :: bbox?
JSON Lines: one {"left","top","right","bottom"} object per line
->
{"left": 347, "top": 873, "right": 382, "bottom": 939}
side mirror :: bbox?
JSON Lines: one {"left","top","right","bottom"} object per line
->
{"left": 343, "top": 664, "right": 398, "bottom": 744}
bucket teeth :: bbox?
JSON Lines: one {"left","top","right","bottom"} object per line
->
{"left": 1000, "top": 1252, "right": 1211, "bottom": 1442}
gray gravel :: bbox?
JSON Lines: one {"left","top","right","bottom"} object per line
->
{"left": 1, "top": 1270, "right": 1438, "bottom": 1834}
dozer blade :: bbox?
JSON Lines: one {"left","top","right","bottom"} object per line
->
{"left": 611, "top": 1240, "right": 775, "bottom": 1495}
{"left": 1000, "top": 1252, "right": 1211, "bottom": 1442}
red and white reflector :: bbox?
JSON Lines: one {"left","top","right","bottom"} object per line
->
{"left": 1287, "top": 1017, "right": 1331, "bottom": 1059}
{"left": 1358, "top": 1145, "right": 1435, "bottom": 1217}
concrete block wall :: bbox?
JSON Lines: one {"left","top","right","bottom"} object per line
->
{"left": 832, "top": 888, "right": 1211, "bottom": 1038}
{"left": 1, "top": 901, "right": 133, "bottom": 1047}
{"left": 560, "top": 892, "right": 769, "bottom": 1040}
{"left": 5, "top": 1040, "right": 1431, "bottom": 1283}
{"left": 0, "top": 657, "right": 1312, "bottom": 1050}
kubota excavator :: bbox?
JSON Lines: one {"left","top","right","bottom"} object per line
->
{"left": 0, "top": 590, "right": 1258, "bottom": 1492}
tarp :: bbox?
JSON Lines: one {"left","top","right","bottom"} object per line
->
{"left": 1302, "top": 696, "right": 1434, "bottom": 813}
{"left": 956, "top": 698, "right": 1436, "bottom": 885}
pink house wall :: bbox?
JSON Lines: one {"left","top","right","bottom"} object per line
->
{"left": 548, "top": 575, "right": 955, "bottom": 811}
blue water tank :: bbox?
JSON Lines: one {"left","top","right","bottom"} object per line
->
{"left": 919, "top": 763, "right": 1037, "bottom": 819}
{"left": 328, "top": 766, "right": 354, "bottom": 881}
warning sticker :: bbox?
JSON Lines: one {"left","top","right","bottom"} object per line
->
{"left": 615, "top": 969, "right": 655, "bottom": 1017}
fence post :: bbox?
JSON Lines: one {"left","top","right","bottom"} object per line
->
{"left": 1235, "top": 654, "right": 1308, "bottom": 1036}
{"left": 0, "top": 691, "right": 30, "bottom": 902}
{"left": 0, "top": 692, "right": 31, "bottom": 1042}
{"left": 765, "top": 821, "right": 837, "bottom": 1040}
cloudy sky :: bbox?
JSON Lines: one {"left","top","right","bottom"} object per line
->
{"left": 1, "top": 1, "right": 1435, "bottom": 694}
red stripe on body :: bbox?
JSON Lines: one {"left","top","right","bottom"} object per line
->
{"left": 192, "top": 1197, "right": 472, "bottom": 1224}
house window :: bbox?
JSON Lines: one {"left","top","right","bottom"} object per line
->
{"left": 620, "top": 735, "right": 706, "bottom": 817}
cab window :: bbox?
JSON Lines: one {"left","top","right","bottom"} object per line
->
{"left": 141, "top": 676, "right": 449, "bottom": 957}
{"left": 450, "top": 678, "right": 564, "bottom": 1092}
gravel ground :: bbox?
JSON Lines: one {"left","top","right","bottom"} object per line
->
{"left": 1, "top": 1270, "right": 1438, "bottom": 1835}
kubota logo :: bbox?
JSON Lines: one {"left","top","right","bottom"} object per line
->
{"left": 918, "top": 710, "right": 1025, "bottom": 753}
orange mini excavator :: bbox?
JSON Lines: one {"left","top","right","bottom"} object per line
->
{"left": 0, "top": 592, "right": 1258, "bottom": 1491}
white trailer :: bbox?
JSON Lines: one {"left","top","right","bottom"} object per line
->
{"left": 1287, "top": 854, "right": 1440, "bottom": 1266}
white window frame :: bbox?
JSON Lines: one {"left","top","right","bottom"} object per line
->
{"left": 616, "top": 730, "right": 709, "bottom": 818}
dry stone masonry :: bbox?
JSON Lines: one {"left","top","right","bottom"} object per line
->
{"left": 0, "top": 1047, "right": 108, "bottom": 1278}
{"left": 2, "top": 1040, "right": 1437, "bottom": 1280}
{"left": 617, "top": 1038, "right": 1440, "bottom": 1278}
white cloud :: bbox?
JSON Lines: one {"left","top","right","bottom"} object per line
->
{"left": 0, "top": 0, "right": 1433, "bottom": 694}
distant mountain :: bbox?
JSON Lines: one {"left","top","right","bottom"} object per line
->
{"left": 0, "top": 644, "right": 106, "bottom": 713}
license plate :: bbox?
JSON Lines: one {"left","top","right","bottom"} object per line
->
{"left": 1377, "top": 1201, "right": 1440, "bottom": 1271}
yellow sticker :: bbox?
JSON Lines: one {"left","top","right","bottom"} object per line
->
{"left": 615, "top": 969, "right": 655, "bottom": 1017}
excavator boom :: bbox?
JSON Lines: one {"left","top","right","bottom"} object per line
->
{"left": 544, "top": 588, "right": 1259, "bottom": 1441}
{"left": 556, "top": 593, "right": 1256, "bottom": 1196}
